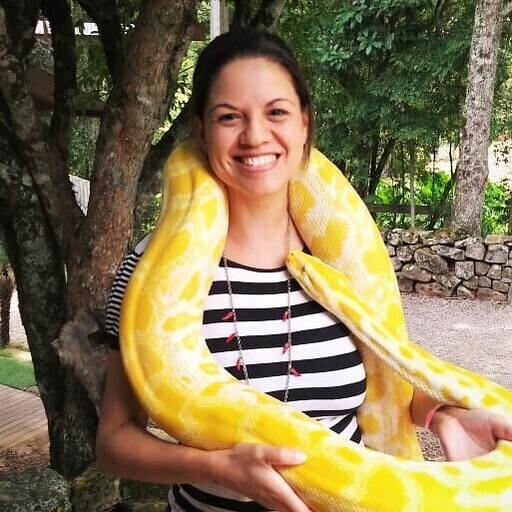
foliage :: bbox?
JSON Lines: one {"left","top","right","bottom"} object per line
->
{"left": 0, "top": 351, "right": 36, "bottom": 390}
{"left": 373, "top": 169, "right": 511, "bottom": 235}
{"left": 69, "top": 118, "right": 100, "bottom": 180}
{"left": 373, "top": 164, "right": 450, "bottom": 230}
{"left": 279, "top": 0, "right": 512, "bottom": 234}
{"left": 0, "top": 243, "right": 8, "bottom": 267}
{"left": 132, "top": 192, "right": 162, "bottom": 243}
{"left": 491, "top": 9, "right": 512, "bottom": 139}
{"left": 279, "top": 0, "right": 475, "bottom": 196}
{"left": 482, "top": 182, "right": 511, "bottom": 235}
{"left": 76, "top": 35, "right": 111, "bottom": 101}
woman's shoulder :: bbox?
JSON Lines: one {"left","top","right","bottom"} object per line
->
{"left": 104, "top": 232, "right": 153, "bottom": 340}
{"left": 115, "top": 232, "right": 153, "bottom": 275}
{"left": 132, "top": 232, "right": 153, "bottom": 256}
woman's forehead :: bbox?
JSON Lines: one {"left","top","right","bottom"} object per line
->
{"left": 208, "top": 57, "right": 298, "bottom": 102}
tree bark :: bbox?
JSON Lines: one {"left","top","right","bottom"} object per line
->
{"left": 0, "top": 144, "right": 93, "bottom": 477}
{"left": 0, "top": 0, "right": 197, "bottom": 478}
{"left": 449, "top": 0, "right": 504, "bottom": 236}
{"left": 69, "top": 0, "right": 197, "bottom": 313}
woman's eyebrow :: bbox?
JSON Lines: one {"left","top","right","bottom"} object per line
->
{"left": 267, "top": 98, "right": 295, "bottom": 106}
{"left": 208, "top": 102, "right": 238, "bottom": 115}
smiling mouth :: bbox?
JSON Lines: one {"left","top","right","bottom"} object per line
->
{"left": 236, "top": 154, "right": 279, "bottom": 168}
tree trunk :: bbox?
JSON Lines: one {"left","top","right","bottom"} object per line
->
{"left": 0, "top": 0, "right": 197, "bottom": 478}
{"left": 449, "top": 0, "right": 503, "bottom": 236}
{"left": 409, "top": 142, "right": 416, "bottom": 228}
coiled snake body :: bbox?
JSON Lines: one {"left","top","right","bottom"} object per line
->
{"left": 120, "top": 139, "right": 512, "bottom": 511}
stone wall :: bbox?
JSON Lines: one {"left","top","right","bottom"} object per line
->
{"left": 383, "top": 230, "right": 512, "bottom": 302}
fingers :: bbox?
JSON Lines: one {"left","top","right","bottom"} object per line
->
{"left": 251, "top": 445, "right": 311, "bottom": 512}
{"left": 437, "top": 409, "right": 512, "bottom": 461}
{"left": 259, "top": 445, "right": 307, "bottom": 466}
{"left": 227, "top": 444, "right": 311, "bottom": 512}
{"left": 491, "top": 415, "right": 512, "bottom": 442}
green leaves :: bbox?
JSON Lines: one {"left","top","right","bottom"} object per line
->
{"left": 279, "top": 0, "right": 476, "bottom": 199}
{"left": 483, "top": 182, "right": 511, "bottom": 235}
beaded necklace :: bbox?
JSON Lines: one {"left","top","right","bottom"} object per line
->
{"left": 221, "top": 218, "right": 299, "bottom": 402}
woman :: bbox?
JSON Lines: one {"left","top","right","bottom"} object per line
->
{"left": 96, "top": 30, "right": 512, "bottom": 512}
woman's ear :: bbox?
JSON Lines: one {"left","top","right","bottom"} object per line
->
{"left": 193, "top": 116, "right": 207, "bottom": 153}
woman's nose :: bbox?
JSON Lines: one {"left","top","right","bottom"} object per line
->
{"left": 240, "top": 116, "right": 269, "bottom": 146}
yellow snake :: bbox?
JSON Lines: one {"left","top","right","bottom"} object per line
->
{"left": 119, "top": 139, "right": 512, "bottom": 511}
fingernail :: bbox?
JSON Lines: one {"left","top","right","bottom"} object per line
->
{"left": 294, "top": 450, "right": 307, "bottom": 463}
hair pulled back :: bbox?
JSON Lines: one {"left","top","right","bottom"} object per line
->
{"left": 190, "top": 29, "right": 315, "bottom": 156}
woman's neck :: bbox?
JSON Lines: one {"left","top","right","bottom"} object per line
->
{"left": 225, "top": 194, "right": 302, "bottom": 268}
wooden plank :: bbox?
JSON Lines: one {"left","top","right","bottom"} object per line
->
{"left": 0, "top": 409, "right": 44, "bottom": 432}
{"left": 0, "top": 420, "right": 46, "bottom": 443}
{"left": 0, "top": 387, "right": 26, "bottom": 401}
{"left": 0, "top": 393, "right": 31, "bottom": 409}
{"left": 0, "top": 385, "right": 49, "bottom": 460}
{"left": 0, "top": 402, "right": 46, "bottom": 429}
{"left": 0, "top": 399, "right": 44, "bottom": 424}
{"left": 0, "top": 387, "right": 26, "bottom": 400}
{"left": 0, "top": 395, "right": 43, "bottom": 414}
{"left": 2, "top": 419, "right": 48, "bottom": 447}
{"left": 1, "top": 422, "right": 47, "bottom": 446}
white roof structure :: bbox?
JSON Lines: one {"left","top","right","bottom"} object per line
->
{"left": 70, "top": 175, "right": 90, "bottom": 214}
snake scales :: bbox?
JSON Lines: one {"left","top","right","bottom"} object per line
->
{"left": 120, "top": 139, "right": 512, "bottom": 511}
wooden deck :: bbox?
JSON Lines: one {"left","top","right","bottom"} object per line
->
{"left": 0, "top": 384, "right": 49, "bottom": 470}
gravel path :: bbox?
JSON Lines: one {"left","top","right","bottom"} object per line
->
{"left": 402, "top": 294, "right": 512, "bottom": 390}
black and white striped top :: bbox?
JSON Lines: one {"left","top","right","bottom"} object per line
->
{"left": 105, "top": 234, "right": 366, "bottom": 512}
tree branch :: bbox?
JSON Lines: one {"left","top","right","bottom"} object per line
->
{"left": 76, "top": 0, "right": 197, "bottom": 311}
{"left": 250, "top": 0, "right": 287, "bottom": 30}
{"left": 0, "top": 0, "right": 40, "bottom": 59}
{"left": 503, "top": 1, "right": 512, "bottom": 16}
{"left": 76, "top": 0, "right": 124, "bottom": 83}
{"left": 231, "top": 0, "right": 253, "bottom": 29}
{"left": 135, "top": 103, "right": 192, "bottom": 233}
{"left": 41, "top": 0, "right": 76, "bottom": 161}
{"left": 0, "top": 3, "right": 83, "bottom": 263}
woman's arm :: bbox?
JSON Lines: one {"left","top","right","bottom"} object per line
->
{"left": 96, "top": 351, "right": 311, "bottom": 512}
{"left": 410, "top": 388, "right": 512, "bottom": 461}
{"left": 96, "top": 350, "right": 216, "bottom": 484}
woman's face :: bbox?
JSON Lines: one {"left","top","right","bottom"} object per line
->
{"left": 195, "top": 57, "right": 309, "bottom": 202}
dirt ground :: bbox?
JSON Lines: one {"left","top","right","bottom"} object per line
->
{"left": 0, "top": 443, "right": 50, "bottom": 474}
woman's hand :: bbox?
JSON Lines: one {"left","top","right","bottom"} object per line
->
{"left": 431, "top": 406, "right": 512, "bottom": 461}
{"left": 210, "top": 443, "right": 311, "bottom": 512}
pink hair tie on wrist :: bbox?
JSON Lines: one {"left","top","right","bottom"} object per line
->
{"left": 424, "top": 403, "right": 445, "bottom": 430}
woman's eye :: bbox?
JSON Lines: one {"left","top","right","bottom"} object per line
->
{"left": 269, "top": 108, "right": 288, "bottom": 117}
{"left": 217, "top": 113, "right": 239, "bottom": 122}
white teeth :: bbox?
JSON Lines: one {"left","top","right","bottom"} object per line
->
{"left": 239, "top": 154, "right": 277, "bottom": 167}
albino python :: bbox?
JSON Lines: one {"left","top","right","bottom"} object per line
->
{"left": 120, "top": 139, "right": 512, "bottom": 511}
